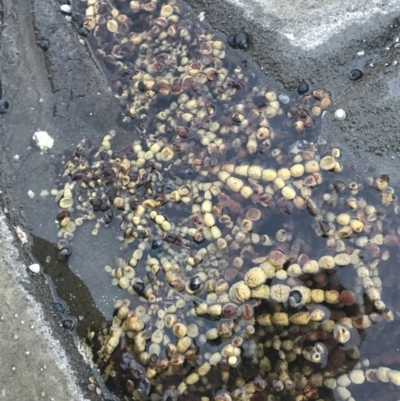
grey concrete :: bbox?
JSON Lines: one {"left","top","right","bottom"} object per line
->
{"left": 186, "top": 0, "right": 400, "bottom": 182}
{"left": 0, "top": 0, "right": 133, "bottom": 316}
{"left": 0, "top": 213, "right": 89, "bottom": 401}
{"left": 0, "top": 0, "right": 121, "bottom": 398}
{"left": 188, "top": 0, "right": 400, "bottom": 85}
{"left": 218, "top": 0, "right": 399, "bottom": 50}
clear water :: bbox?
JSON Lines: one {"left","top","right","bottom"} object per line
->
{"left": 25, "top": 0, "right": 400, "bottom": 400}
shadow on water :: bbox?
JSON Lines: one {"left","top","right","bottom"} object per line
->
{"left": 32, "top": 234, "right": 106, "bottom": 338}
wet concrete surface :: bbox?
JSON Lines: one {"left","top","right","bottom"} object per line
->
{"left": 0, "top": 212, "right": 99, "bottom": 401}
{"left": 0, "top": 0, "right": 126, "bottom": 398}
{"left": 187, "top": 0, "right": 400, "bottom": 183}
{"left": 1, "top": 0, "right": 400, "bottom": 399}
{"left": 0, "top": 0, "right": 141, "bottom": 321}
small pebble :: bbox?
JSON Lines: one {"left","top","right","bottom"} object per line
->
{"left": 287, "top": 290, "right": 303, "bottom": 309}
{"left": 164, "top": 182, "right": 176, "bottom": 192}
{"left": 133, "top": 281, "right": 146, "bottom": 296}
{"left": 59, "top": 247, "right": 72, "bottom": 260}
{"left": 37, "top": 39, "right": 50, "bottom": 51}
{"left": 60, "top": 4, "right": 72, "bottom": 14}
{"left": 228, "top": 31, "right": 250, "bottom": 50}
{"left": 151, "top": 239, "right": 163, "bottom": 249}
{"left": 278, "top": 94, "right": 290, "bottom": 104}
{"left": 234, "top": 31, "right": 250, "bottom": 49}
{"left": 28, "top": 263, "right": 40, "bottom": 274}
{"left": 297, "top": 82, "right": 309, "bottom": 95}
{"left": 32, "top": 130, "right": 54, "bottom": 150}
{"left": 335, "top": 109, "right": 347, "bottom": 121}
{"left": 227, "top": 34, "right": 236, "bottom": 48}
{"left": 77, "top": 27, "right": 90, "bottom": 37}
{"left": 104, "top": 210, "right": 113, "bottom": 224}
{"left": 71, "top": 12, "right": 84, "bottom": 27}
{"left": 62, "top": 319, "right": 74, "bottom": 330}
{"left": 138, "top": 81, "right": 146, "bottom": 92}
{"left": 0, "top": 99, "right": 9, "bottom": 114}
{"left": 185, "top": 168, "right": 195, "bottom": 177}
{"left": 349, "top": 69, "right": 363, "bottom": 81}
{"left": 189, "top": 276, "right": 202, "bottom": 291}
{"left": 53, "top": 302, "right": 65, "bottom": 313}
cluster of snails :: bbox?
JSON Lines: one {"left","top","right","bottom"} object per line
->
{"left": 51, "top": 0, "right": 400, "bottom": 400}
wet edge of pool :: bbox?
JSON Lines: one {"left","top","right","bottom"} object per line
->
{"left": 0, "top": 0, "right": 128, "bottom": 398}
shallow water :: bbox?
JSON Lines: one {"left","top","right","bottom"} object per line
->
{"left": 6, "top": 0, "right": 400, "bottom": 400}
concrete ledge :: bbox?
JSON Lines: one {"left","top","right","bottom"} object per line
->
{"left": 185, "top": 0, "right": 400, "bottom": 88}
{"left": 223, "top": 0, "right": 399, "bottom": 50}
{"left": 0, "top": 213, "right": 89, "bottom": 401}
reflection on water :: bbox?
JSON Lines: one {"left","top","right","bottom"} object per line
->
{"left": 48, "top": 0, "right": 400, "bottom": 399}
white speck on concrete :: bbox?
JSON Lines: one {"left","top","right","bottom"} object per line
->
{"left": 14, "top": 226, "right": 28, "bottom": 244}
{"left": 357, "top": 50, "right": 365, "bottom": 56}
{"left": 335, "top": 109, "right": 347, "bottom": 120}
{"left": 27, "top": 190, "right": 35, "bottom": 199}
{"left": 28, "top": 263, "right": 40, "bottom": 274}
{"left": 60, "top": 4, "right": 71, "bottom": 13}
{"left": 33, "top": 130, "right": 54, "bottom": 151}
